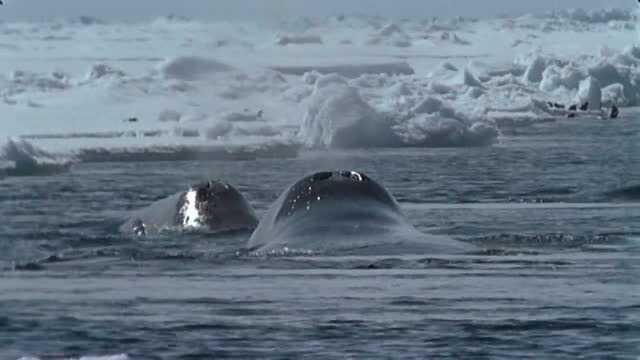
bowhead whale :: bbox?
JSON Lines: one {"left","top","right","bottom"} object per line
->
{"left": 248, "top": 171, "right": 474, "bottom": 255}
{"left": 120, "top": 180, "right": 258, "bottom": 235}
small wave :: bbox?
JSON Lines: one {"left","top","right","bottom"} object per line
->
{"left": 0, "top": 138, "right": 74, "bottom": 177}
{"left": 246, "top": 247, "right": 318, "bottom": 258}
{"left": 470, "top": 233, "right": 620, "bottom": 249}
{"left": 605, "top": 184, "right": 640, "bottom": 200}
{"left": 521, "top": 186, "right": 578, "bottom": 197}
{"left": 18, "top": 355, "right": 128, "bottom": 360}
{"left": 460, "top": 319, "right": 639, "bottom": 333}
{"left": 236, "top": 253, "right": 576, "bottom": 272}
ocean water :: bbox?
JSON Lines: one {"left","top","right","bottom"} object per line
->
{"left": 1, "top": 115, "right": 640, "bottom": 359}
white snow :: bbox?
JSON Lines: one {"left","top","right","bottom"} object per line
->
{"left": 459, "top": 67, "right": 485, "bottom": 88}
{"left": 299, "top": 79, "right": 390, "bottom": 148}
{"left": 0, "top": 8, "right": 637, "bottom": 164}
{"left": 523, "top": 56, "right": 547, "bottom": 83}
{"left": 576, "top": 76, "right": 602, "bottom": 109}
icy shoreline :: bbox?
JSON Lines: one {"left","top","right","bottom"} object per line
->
{"left": 0, "top": 7, "right": 637, "bottom": 161}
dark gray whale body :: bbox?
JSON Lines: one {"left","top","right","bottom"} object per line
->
{"left": 248, "top": 171, "right": 474, "bottom": 255}
{"left": 121, "top": 180, "right": 258, "bottom": 235}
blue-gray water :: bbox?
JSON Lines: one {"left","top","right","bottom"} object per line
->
{"left": 1, "top": 116, "right": 640, "bottom": 359}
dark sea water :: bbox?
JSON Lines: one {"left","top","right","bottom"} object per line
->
{"left": 1, "top": 115, "right": 640, "bottom": 359}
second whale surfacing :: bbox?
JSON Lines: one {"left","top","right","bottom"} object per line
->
{"left": 120, "top": 180, "right": 258, "bottom": 236}
{"left": 248, "top": 171, "right": 475, "bottom": 255}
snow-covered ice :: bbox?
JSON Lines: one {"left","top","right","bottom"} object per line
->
{"left": 0, "top": 7, "right": 638, "bottom": 168}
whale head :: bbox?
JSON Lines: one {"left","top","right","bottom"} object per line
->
{"left": 248, "top": 170, "right": 473, "bottom": 256}
{"left": 121, "top": 179, "right": 258, "bottom": 236}
{"left": 176, "top": 180, "right": 258, "bottom": 232}
{"left": 273, "top": 170, "right": 401, "bottom": 224}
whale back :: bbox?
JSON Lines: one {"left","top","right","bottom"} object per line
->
{"left": 248, "top": 171, "right": 474, "bottom": 255}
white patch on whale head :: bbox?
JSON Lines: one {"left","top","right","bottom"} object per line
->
{"left": 180, "top": 189, "right": 204, "bottom": 228}
{"left": 349, "top": 171, "right": 363, "bottom": 182}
